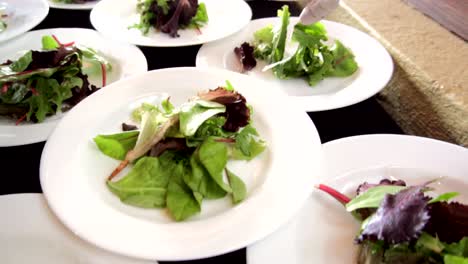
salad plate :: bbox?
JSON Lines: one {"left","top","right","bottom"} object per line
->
{"left": 247, "top": 134, "right": 468, "bottom": 264}
{"left": 48, "top": 0, "right": 99, "bottom": 10}
{"left": 90, "top": 0, "right": 252, "bottom": 47}
{"left": 0, "top": 193, "right": 156, "bottom": 264}
{"left": 0, "top": 0, "right": 49, "bottom": 43}
{"left": 40, "top": 67, "right": 322, "bottom": 260}
{"left": 0, "top": 28, "right": 147, "bottom": 147}
{"left": 196, "top": 17, "right": 394, "bottom": 112}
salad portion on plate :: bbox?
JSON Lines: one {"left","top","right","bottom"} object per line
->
{"left": 40, "top": 68, "right": 322, "bottom": 260}
{"left": 0, "top": 34, "right": 111, "bottom": 124}
{"left": 234, "top": 6, "right": 358, "bottom": 87}
{"left": 132, "top": 0, "right": 208, "bottom": 38}
{"left": 90, "top": 0, "right": 252, "bottom": 47}
{"left": 196, "top": 7, "right": 393, "bottom": 112}
{"left": 95, "top": 84, "right": 266, "bottom": 221}
{"left": 317, "top": 179, "right": 468, "bottom": 264}
{"left": 0, "top": 28, "right": 147, "bottom": 147}
{"left": 247, "top": 134, "right": 468, "bottom": 264}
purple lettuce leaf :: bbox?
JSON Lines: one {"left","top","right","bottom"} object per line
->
{"left": 357, "top": 186, "right": 431, "bottom": 244}
{"left": 160, "top": 0, "right": 198, "bottom": 37}
{"left": 424, "top": 201, "right": 468, "bottom": 243}
{"left": 234, "top": 42, "right": 257, "bottom": 72}
{"left": 199, "top": 87, "right": 250, "bottom": 132}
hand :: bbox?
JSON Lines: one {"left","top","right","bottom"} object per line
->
{"left": 298, "top": 0, "right": 340, "bottom": 25}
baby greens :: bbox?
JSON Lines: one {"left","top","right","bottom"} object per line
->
{"left": 317, "top": 179, "right": 468, "bottom": 264}
{"left": 94, "top": 86, "right": 266, "bottom": 221}
{"left": 0, "top": 35, "right": 112, "bottom": 123}
{"left": 132, "top": 0, "right": 208, "bottom": 37}
{"left": 235, "top": 6, "right": 358, "bottom": 87}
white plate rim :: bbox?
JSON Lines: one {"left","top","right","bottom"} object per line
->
{"left": 246, "top": 134, "right": 468, "bottom": 264}
{"left": 48, "top": 0, "right": 98, "bottom": 10}
{"left": 0, "top": 0, "right": 49, "bottom": 43}
{"left": 90, "top": 0, "right": 253, "bottom": 47}
{"left": 0, "top": 193, "right": 156, "bottom": 263}
{"left": 0, "top": 27, "right": 148, "bottom": 147}
{"left": 196, "top": 17, "right": 394, "bottom": 112}
{"left": 40, "top": 67, "right": 323, "bottom": 261}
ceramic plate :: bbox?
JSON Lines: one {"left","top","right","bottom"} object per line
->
{"left": 0, "top": 28, "right": 147, "bottom": 147}
{"left": 196, "top": 17, "right": 394, "bottom": 112}
{"left": 0, "top": 193, "right": 156, "bottom": 264}
{"left": 40, "top": 67, "right": 322, "bottom": 261}
{"left": 90, "top": 0, "right": 252, "bottom": 47}
{"left": 247, "top": 134, "right": 468, "bottom": 264}
{"left": 48, "top": 0, "right": 98, "bottom": 10}
{"left": 0, "top": 0, "right": 49, "bottom": 43}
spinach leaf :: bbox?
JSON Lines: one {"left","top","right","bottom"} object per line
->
{"left": 226, "top": 169, "right": 246, "bottom": 204}
{"left": 166, "top": 162, "right": 201, "bottom": 221}
{"left": 94, "top": 131, "right": 139, "bottom": 160}
{"left": 346, "top": 185, "right": 407, "bottom": 212}
{"left": 179, "top": 100, "right": 225, "bottom": 136}
{"left": 183, "top": 152, "right": 227, "bottom": 199}
{"left": 107, "top": 156, "right": 169, "bottom": 208}
{"left": 198, "top": 138, "right": 232, "bottom": 193}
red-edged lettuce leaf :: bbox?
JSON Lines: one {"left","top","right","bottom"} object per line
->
{"left": 199, "top": 87, "right": 250, "bottom": 132}
{"left": 358, "top": 186, "right": 431, "bottom": 244}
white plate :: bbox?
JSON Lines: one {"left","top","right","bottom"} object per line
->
{"left": 196, "top": 17, "right": 394, "bottom": 112}
{"left": 90, "top": 0, "right": 252, "bottom": 47}
{"left": 247, "top": 134, "right": 468, "bottom": 264}
{"left": 0, "top": 0, "right": 49, "bottom": 43}
{"left": 0, "top": 193, "right": 156, "bottom": 264}
{"left": 0, "top": 28, "right": 147, "bottom": 147}
{"left": 48, "top": 0, "right": 98, "bottom": 10}
{"left": 40, "top": 67, "right": 322, "bottom": 261}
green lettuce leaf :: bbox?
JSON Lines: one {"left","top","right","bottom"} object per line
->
{"left": 269, "top": 5, "right": 290, "bottom": 63}
{"left": 346, "top": 185, "right": 407, "bottom": 212}
{"left": 179, "top": 100, "right": 225, "bottom": 137}
{"left": 166, "top": 161, "right": 201, "bottom": 221}
{"left": 9, "top": 51, "right": 33, "bottom": 72}
{"left": 226, "top": 169, "right": 246, "bottom": 204}
{"left": 183, "top": 151, "right": 227, "bottom": 199}
{"left": 41, "top": 35, "right": 60, "bottom": 50}
{"left": 188, "top": 3, "right": 208, "bottom": 28}
{"left": 107, "top": 156, "right": 168, "bottom": 208}
{"left": 94, "top": 131, "right": 139, "bottom": 160}
{"left": 327, "top": 40, "right": 358, "bottom": 77}
{"left": 198, "top": 138, "right": 232, "bottom": 193}
{"left": 231, "top": 125, "right": 266, "bottom": 160}
{"left": 429, "top": 192, "right": 460, "bottom": 204}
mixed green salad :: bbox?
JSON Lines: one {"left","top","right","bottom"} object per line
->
{"left": 94, "top": 85, "right": 266, "bottom": 221}
{"left": 317, "top": 179, "right": 468, "bottom": 264}
{"left": 234, "top": 6, "right": 358, "bottom": 87}
{"left": 0, "top": 35, "right": 111, "bottom": 124}
{"left": 132, "top": 0, "right": 208, "bottom": 37}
